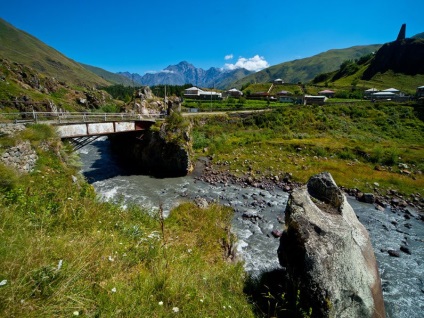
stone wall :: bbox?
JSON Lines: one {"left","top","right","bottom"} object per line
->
{"left": 0, "top": 124, "right": 38, "bottom": 173}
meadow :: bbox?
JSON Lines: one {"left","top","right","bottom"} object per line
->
{"left": 191, "top": 101, "right": 424, "bottom": 197}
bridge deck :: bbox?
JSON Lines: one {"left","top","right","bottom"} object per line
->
{"left": 0, "top": 112, "right": 158, "bottom": 138}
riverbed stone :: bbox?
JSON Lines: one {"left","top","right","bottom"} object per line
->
{"left": 278, "top": 172, "right": 385, "bottom": 318}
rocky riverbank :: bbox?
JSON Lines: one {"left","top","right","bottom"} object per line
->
{"left": 197, "top": 157, "right": 424, "bottom": 215}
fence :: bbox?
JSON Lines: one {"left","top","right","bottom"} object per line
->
{"left": 0, "top": 112, "right": 159, "bottom": 124}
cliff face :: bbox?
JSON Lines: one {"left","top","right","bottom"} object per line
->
{"left": 278, "top": 172, "right": 385, "bottom": 318}
{"left": 109, "top": 119, "right": 193, "bottom": 178}
{"left": 363, "top": 38, "right": 424, "bottom": 79}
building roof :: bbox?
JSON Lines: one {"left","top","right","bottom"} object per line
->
{"left": 365, "top": 88, "right": 379, "bottom": 92}
{"left": 305, "top": 95, "right": 326, "bottom": 99}
{"left": 277, "top": 90, "right": 292, "bottom": 95}
{"left": 228, "top": 88, "right": 241, "bottom": 92}
{"left": 318, "top": 90, "right": 335, "bottom": 94}
{"left": 372, "top": 92, "right": 395, "bottom": 95}
{"left": 199, "top": 91, "right": 221, "bottom": 96}
{"left": 382, "top": 88, "right": 399, "bottom": 92}
{"left": 417, "top": 86, "right": 424, "bottom": 89}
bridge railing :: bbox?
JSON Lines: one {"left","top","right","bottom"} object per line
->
{"left": 0, "top": 112, "right": 161, "bottom": 124}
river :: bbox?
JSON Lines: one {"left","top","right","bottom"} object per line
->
{"left": 79, "top": 137, "right": 423, "bottom": 318}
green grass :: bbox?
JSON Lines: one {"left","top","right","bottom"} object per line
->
{"left": 191, "top": 103, "right": 424, "bottom": 196}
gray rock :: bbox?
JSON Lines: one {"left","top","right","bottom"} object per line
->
{"left": 278, "top": 172, "right": 385, "bottom": 318}
{"left": 194, "top": 197, "right": 208, "bottom": 209}
{"left": 362, "top": 193, "right": 376, "bottom": 204}
{"left": 388, "top": 250, "right": 400, "bottom": 257}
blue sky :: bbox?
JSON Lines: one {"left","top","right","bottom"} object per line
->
{"left": 1, "top": 0, "right": 423, "bottom": 75}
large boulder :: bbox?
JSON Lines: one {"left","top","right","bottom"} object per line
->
{"left": 278, "top": 172, "right": 385, "bottom": 318}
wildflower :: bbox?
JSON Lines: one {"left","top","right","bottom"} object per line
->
{"left": 172, "top": 307, "right": 179, "bottom": 313}
{"left": 200, "top": 299, "right": 204, "bottom": 303}
{"left": 0, "top": 280, "right": 7, "bottom": 286}
{"left": 108, "top": 256, "right": 114, "bottom": 262}
{"left": 187, "top": 248, "right": 192, "bottom": 254}
{"left": 73, "top": 311, "right": 79, "bottom": 316}
{"left": 111, "top": 287, "right": 116, "bottom": 293}
{"left": 57, "top": 259, "right": 63, "bottom": 270}
{"left": 158, "top": 301, "right": 164, "bottom": 306}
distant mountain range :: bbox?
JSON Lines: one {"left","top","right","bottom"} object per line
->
{"left": 117, "top": 61, "right": 253, "bottom": 89}
{"left": 115, "top": 46, "right": 386, "bottom": 89}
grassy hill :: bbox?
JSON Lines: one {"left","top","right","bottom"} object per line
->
{"left": 230, "top": 45, "right": 382, "bottom": 88}
{"left": 80, "top": 63, "right": 138, "bottom": 86}
{"left": 0, "top": 18, "right": 110, "bottom": 87}
{"left": 311, "top": 38, "right": 424, "bottom": 95}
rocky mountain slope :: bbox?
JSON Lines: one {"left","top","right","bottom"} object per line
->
{"left": 0, "top": 58, "right": 115, "bottom": 112}
{"left": 363, "top": 37, "right": 424, "bottom": 80}
{"left": 310, "top": 33, "right": 424, "bottom": 92}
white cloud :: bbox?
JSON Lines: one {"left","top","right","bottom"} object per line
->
{"left": 224, "top": 54, "right": 234, "bottom": 60}
{"left": 159, "top": 70, "right": 175, "bottom": 74}
{"left": 224, "top": 55, "right": 269, "bottom": 72}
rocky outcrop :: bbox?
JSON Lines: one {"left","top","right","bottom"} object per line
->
{"left": 362, "top": 38, "right": 424, "bottom": 79}
{"left": 109, "top": 115, "right": 193, "bottom": 177}
{"left": 133, "top": 124, "right": 193, "bottom": 177}
{"left": 278, "top": 172, "right": 385, "bottom": 318}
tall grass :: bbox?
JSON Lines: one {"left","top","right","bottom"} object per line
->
{"left": 0, "top": 125, "right": 259, "bottom": 317}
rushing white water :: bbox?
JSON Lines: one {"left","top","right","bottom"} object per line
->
{"left": 79, "top": 137, "right": 424, "bottom": 318}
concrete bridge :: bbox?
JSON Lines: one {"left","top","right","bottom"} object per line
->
{"left": 0, "top": 112, "right": 159, "bottom": 149}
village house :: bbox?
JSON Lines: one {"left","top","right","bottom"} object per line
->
{"left": 183, "top": 86, "right": 222, "bottom": 100}
{"left": 370, "top": 87, "right": 409, "bottom": 101}
{"left": 417, "top": 85, "right": 424, "bottom": 98}
{"left": 318, "top": 89, "right": 335, "bottom": 98}
{"left": 304, "top": 95, "right": 326, "bottom": 105}
{"left": 273, "top": 78, "right": 284, "bottom": 85}
{"left": 224, "top": 88, "right": 243, "bottom": 98}
{"left": 279, "top": 96, "right": 294, "bottom": 103}
{"left": 364, "top": 88, "right": 379, "bottom": 99}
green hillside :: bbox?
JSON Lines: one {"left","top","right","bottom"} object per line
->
{"left": 80, "top": 63, "right": 137, "bottom": 86}
{"left": 231, "top": 45, "right": 382, "bottom": 88}
{"left": 0, "top": 18, "right": 110, "bottom": 87}
{"left": 311, "top": 38, "right": 424, "bottom": 95}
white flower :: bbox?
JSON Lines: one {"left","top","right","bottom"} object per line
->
{"left": 200, "top": 299, "right": 204, "bottom": 303}
{"left": 172, "top": 307, "right": 179, "bottom": 313}
{"left": 111, "top": 287, "right": 116, "bottom": 293}
{"left": 158, "top": 301, "right": 164, "bottom": 306}
{"left": 73, "top": 311, "right": 80, "bottom": 316}
{"left": 108, "top": 256, "right": 114, "bottom": 262}
{"left": 0, "top": 280, "right": 7, "bottom": 286}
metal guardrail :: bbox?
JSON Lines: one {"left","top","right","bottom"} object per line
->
{"left": 0, "top": 112, "right": 160, "bottom": 124}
